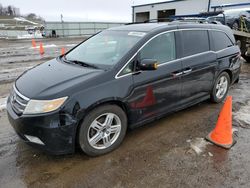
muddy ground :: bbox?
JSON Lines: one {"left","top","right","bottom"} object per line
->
{"left": 0, "top": 38, "right": 250, "bottom": 188}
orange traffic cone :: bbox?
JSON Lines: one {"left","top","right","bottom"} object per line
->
{"left": 39, "top": 42, "right": 44, "bottom": 55}
{"left": 61, "top": 47, "right": 65, "bottom": 55}
{"left": 32, "top": 38, "right": 36, "bottom": 48}
{"left": 206, "top": 96, "right": 235, "bottom": 149}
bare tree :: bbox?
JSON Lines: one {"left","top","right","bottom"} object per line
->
{"left": 7, "top": 5, "right": 13, "bottom": 16}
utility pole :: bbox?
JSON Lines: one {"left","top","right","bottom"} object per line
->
{"left": 207, "top": 0, "right": 211, "bottom": 12}
{"left": 132, "top": 1, "right": 135, "bottom": 22}
{"left": 61, "top": 14, "right": 64, "bottom": 37}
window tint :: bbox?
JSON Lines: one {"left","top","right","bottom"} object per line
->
{"left": 140, "top": 32, "right": 176, "bottom": 64}
{"left": 182, "top": 30, "right": 209, "bottom": 57}
{"left": 211, "top": 31, "right": 233, "bottom": 51}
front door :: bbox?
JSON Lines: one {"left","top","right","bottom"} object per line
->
{"left": 127, "top": 31, "right": 183, "bottom": 123}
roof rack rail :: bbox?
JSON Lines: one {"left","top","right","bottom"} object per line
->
{"left": 125, "top": 18, "right": 172, "bottom": 25}
{"left": 144, "top": 18, "right": 172, "bottom": 23}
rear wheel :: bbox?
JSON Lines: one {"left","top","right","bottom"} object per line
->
{"left": 78, "top": 105, "right": 127, "bottom": 156}
{"left": 211, "top": 72, "right": 230, "bottom": 103}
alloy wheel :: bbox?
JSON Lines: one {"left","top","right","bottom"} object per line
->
{"left": 87, "top": 113, "right": 121, "bottom": 150}
{"left": 216, "top": 75, "right": 228, "bottom": 99}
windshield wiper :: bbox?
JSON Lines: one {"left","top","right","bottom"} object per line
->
{"left": 69, "top": 60, "right": 99, "bottom": 69}
{"left": 62, "top": 56, "right": 99, "bottom": 69}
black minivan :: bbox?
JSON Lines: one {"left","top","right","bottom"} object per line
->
{"left": 7, "top": 22, "right": 241, "bottom": 156}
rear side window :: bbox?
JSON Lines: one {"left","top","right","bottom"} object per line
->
{"left": 182, "top": 30, "right": 209, "bottom": 57}
{"left": 140, "top": 32, "right": 176, "bottom": 64}
{"left": 211, "top": 31, "right": 233, "bottom": 51}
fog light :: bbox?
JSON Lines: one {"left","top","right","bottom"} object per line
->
{"left": 25, "top": 135, "right": 45, "bottom": 145}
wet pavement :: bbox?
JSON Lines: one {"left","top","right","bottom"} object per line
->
{"left": 0, "top": 39, "right": 250, "bottom": 188}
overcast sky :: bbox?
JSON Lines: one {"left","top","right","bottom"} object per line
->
{"left": 1, "top": 0, "right": 167, "bottom": 22}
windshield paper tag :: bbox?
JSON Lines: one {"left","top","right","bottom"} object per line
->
{"left": 128, "top": 32, "right": 146, "bottom": 37}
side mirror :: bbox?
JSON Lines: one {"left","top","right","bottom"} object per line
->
{"left": 139, "top": 59, "right": 158, "bottom": 71}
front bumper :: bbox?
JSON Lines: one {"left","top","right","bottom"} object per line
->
{"left": 7, "top": 97, "right": 77, "bottom": 155}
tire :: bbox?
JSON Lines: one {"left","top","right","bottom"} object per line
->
{"left": 232, "top": 21, "right": 239, "bottom": 30}
{"left": 210, "top": 72, "right": 230, "bottom": 103}
{"left": 78, "top": 104, "right": 127, "bottom": 156}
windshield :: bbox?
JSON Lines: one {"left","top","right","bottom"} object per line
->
{"left": 65, "top": 30, "right": 145, "bottom": 69}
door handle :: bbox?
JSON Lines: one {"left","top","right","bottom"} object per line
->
{"left": 172, "top": 71, "right": 183, "bottom": 77}
{"left": 183, "top": 68, "right": 192, "bottom": 74}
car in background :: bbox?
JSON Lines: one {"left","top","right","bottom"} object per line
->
{"left": 206, "top": 9, "right": 250, "bottom": 31}
{"left": 206, "top": 14, "right": 225, "bottom": 25}
{"left": 225, "top": 8, "right": 250, "bottom": 31}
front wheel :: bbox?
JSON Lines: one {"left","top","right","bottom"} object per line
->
{"left": 78, "top": 105, "right": 127, "bottom": 156}
{"left": 211, "top": 72, "right": 230, "bottom": 103}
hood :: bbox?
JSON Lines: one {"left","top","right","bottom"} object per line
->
{"left": 15, "top": 58, "right": 104, "bottom": 99}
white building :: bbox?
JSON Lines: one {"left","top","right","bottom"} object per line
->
{"left": 13, "top": 7, "right": 20, "bottom": 16}
{"left": 132, "top": 0, "right": 250, "bottom": 22}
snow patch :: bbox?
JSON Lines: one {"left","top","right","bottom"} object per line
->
{"left": 0, "top": 97, "right": 7, "bottom": 112}
{"left": 17, "top": 33, "right": 43, "bottom": 39}
{"left": 234, "top": 100, "right": 250, "bottom": 128}
{"left": 30, "top": 44, "right": 57, "bottom": 49}
{"left": 189, "top": 138, "right": 210, "bottom": 155}
{"left": 208, "top": 152, "right": 213, "bottom": 157}
{"left": 14, "top": 17, "right": 38, "bottom": 25}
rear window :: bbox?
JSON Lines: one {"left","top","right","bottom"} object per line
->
{"left": 211, "top": 31, "right": 233, "bottom": 51}
{"left": 182, "top": 30, "right": 209, "bottom": 57}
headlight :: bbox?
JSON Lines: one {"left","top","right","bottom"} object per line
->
{"left": 23, "top": 97, "right": 68, "bottom": 115}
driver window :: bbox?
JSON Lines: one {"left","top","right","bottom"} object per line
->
{"left": 139, "top": 32, "right": 176, "bottom": 64}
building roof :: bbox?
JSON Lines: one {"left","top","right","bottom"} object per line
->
{"left": 132, "top": 0, "right": 185, "bottom": 8}
{"left": 211, "top": 2, "right": 250, "bottom": 9}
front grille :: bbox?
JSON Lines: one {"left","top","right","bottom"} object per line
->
{"left": 10, "top": 86, "right": 30, "bottom": 115}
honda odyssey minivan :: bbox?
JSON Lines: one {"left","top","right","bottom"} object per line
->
{"left": 7, "top": 22, "right": 241, "bottom": 156}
